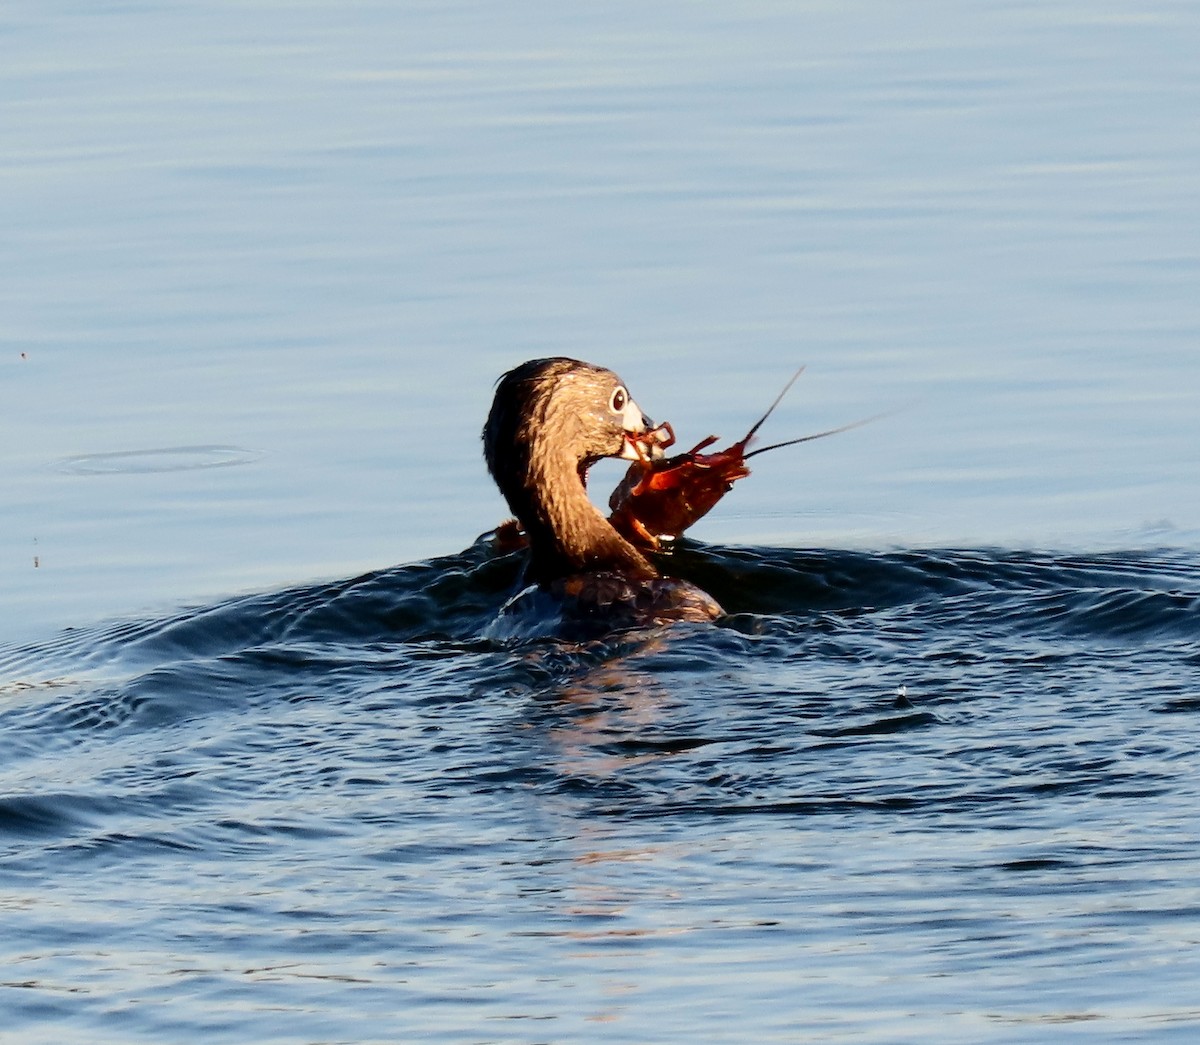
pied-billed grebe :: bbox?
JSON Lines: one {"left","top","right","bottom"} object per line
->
{"left": 484, "top": 357, "right": 722, "bottom": 636}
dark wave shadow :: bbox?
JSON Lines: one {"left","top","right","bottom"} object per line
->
{"left": 4, "top": 541, "right": 1198, "bottom": 687}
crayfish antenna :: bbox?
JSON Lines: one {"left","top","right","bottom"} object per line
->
{"left": 736, "top": 365, "right": 805, "bottom": 449}
{"left": 743, "top": 410, "right": 891, "bottom": 459}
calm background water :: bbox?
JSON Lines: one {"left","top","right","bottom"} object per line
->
{"left": 3, "top": 1, "right": 1200, "bottom": 1041}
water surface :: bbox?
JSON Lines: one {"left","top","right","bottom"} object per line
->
{"left": 3, "top": 1, "right": 1200, "bottom": 1041}
{"left": 4, "top": 541, "right": 1200, "bottom": 1041}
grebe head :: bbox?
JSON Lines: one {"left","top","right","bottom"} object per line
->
{"left": 483, "top": 357, "right": 655, "bottom": 487}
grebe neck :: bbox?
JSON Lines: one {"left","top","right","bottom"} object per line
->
{"left": 511, "top": 444, "right": 656, "bottom": 586}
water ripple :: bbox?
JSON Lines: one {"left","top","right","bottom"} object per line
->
{"left": 4, "top": 542, "right": 1200, "bottom": 1041}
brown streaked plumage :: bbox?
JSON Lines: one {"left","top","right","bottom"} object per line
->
{"left": 483, "top": 357, "right": 721, "bottom": 630}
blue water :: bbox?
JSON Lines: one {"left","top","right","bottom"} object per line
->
{"left": 4, "top": 0, "right": 1200, "bottom": 1041}
{"left": 3, "top": 543, "right": 1200, "bottom": 1041}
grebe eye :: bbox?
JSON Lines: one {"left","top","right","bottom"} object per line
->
{"left": 610, "top": 387, "right": 627, "bottom": 413}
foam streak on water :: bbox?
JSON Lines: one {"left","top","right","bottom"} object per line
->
{"left": 3, "top": 543, "right": 1199, "bottom": 1042}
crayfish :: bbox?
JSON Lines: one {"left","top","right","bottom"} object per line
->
{"left": 608, "top": 367, "right": 871, "bottom": 551}
{"left": 489, "top": 366, "right": 871, "bottom": 556}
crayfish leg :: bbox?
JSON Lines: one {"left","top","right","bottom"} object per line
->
{"left": 492, "top": 518, "right": 529, "bottom": 552}
{"left": 686, "top": 435, "right": 721, "bottom": 456}
{"left": 610, "top": 510, "right": 664, "bottom": 552}
{"left": 630, "top": 514, "right": 663, "bottom": 552}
